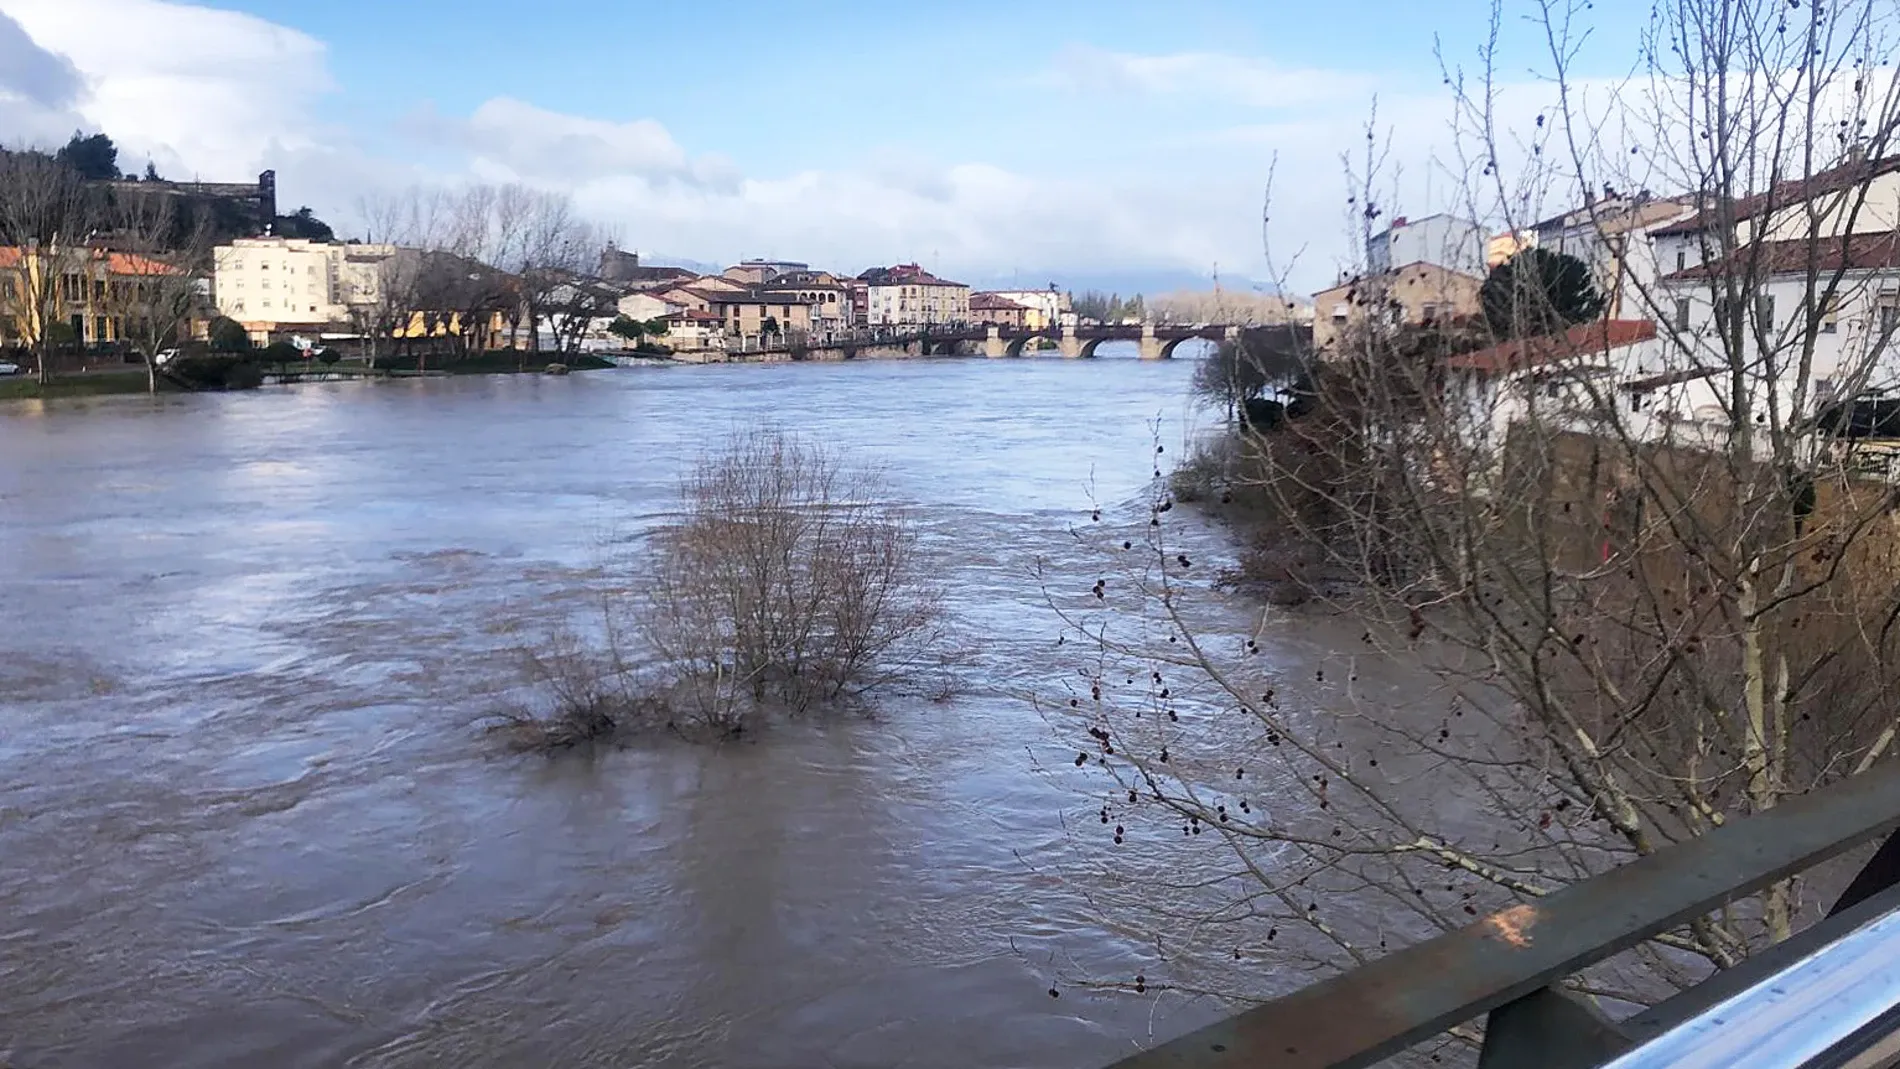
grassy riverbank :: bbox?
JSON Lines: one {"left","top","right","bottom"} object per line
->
{"left": 0, "top": 371, "right": 153, "bottom": 401}
{"left": 0, "top": 353, "right": 618, "bottom": 403}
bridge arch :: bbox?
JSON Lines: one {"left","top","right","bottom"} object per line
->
{"left": 1005, "top": 331, "right": 1058, "bottom": 357}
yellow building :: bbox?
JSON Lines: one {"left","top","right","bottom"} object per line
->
{"left": 0, "top": 244, "right": 195, "bottom": 348}
{"left": 706, "top": 291, "right": 815, "bottom": 337}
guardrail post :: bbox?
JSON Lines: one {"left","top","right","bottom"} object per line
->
{"left": 1477, "top": 988, "right": 1630, "bottom": 1069}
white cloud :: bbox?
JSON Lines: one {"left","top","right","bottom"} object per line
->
{"left": 0, "top": 0, "right": 1519, "bottom": 292}
{"left": 0, "top": 0, "right": 331, "bottom": 177}
{"left": 1044, "top": 45, "right": 1374, "bottom": 110}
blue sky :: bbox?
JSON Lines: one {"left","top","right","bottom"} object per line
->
{"left": 0, "top": 0, "right": 1657, "bottom": 292}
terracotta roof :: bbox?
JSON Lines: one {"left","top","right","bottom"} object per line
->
{"left": 970, "top": 293, "right": 1029, "bottom": 310}
{"left": 1445, "top": 319, "right": 1658, "bottom": 374}
{"left": 0, "top": 246, "right": 179, "bottom": 275}
{"left": 858, "top": 263, "right": 968, "bottom": 288}
{"left": 1651, "top": 155, "right": 1900, "bottom": 237}
{"left": 1663, "top": 232, "right": 1900, "bottom": 280}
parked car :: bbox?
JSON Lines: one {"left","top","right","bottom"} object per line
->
{"left": 0, "top": 361, "right": 21, "bottom": 376}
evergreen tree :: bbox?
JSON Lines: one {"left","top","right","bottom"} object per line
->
{"left": 55, "top": 132, "right": 120, "bottom": 181}
{"left": 1480, "top": 247, "right": 1605, "bottom": 338}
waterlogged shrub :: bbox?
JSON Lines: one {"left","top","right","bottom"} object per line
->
{"left": 637, "top": 429, "right": 944, "bottom": 732}
{"left": 507, "top": 429, "right": 945, "bottom": 748}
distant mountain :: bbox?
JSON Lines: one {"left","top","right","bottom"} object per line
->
{"left": 640, "top": 254, "right": 724, "bottom": 275}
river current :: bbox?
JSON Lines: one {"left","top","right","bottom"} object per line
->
{"left": 0, "top": 353, "right": 1279, "bottom": 1068}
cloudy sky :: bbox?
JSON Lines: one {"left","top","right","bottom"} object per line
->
{"left": 0, "top": 0, "right": 1654, "bottom": 292}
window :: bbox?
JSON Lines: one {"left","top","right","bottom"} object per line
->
{"left": 1816, "top": 378, "right": 1837, "bottom": 402}
{"left": 1630, "top": 391, "right": 1647, "bottom": 413}
{"left": 262, "top": 279, "right": 272, "bottom": 290}
{"left": 1880, "top": 298, "right": 1900, "bottom": 336}
{"left": 1757, "top": 294, "right": 1775, "bottom": 327}
{"left": 1676, "top": 248, "right": 1686, "bottom": 272}
{"left": 1820, "top": 295, "right": 1840, "bottom": 334}
{"left": 261, "top": 261, "right": 270, "bottom": 270}
{"left": 1674, "top": 298, "right": 1691, "bottom": 332}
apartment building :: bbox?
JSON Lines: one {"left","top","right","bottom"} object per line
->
{"left": 858, "top": 264, "right": 971, "bottom": 326}
{"left": 212, "top": 237, "right": 398, "bottom": 336}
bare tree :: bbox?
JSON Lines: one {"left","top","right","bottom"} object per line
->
{"left": 0, "top": 149, "right": 98, "bottom": 384}
{"left": 96, "top": 192, "right": 213, "bottom": 392}
{"left": 1056, "top": 0, "right": 1900, "bottom": 1026}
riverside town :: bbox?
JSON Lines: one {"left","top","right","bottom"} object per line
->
{"left": 9, "top": 2, "right": 1900, "bottom": 1068}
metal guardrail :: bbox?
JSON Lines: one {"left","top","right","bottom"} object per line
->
{"left": 1602, "top": 903, "right": 1900, "bottom": 1069}
{"left": 1103, "top": 763, "right": 1900, "bottom": 1069}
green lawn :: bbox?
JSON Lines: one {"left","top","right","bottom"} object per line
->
{"left": 0, "top": 371, "right": 153, "bottom": 401}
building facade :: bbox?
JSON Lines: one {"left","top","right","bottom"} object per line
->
{"left": 1366, "top": 214, "right": 1487, "bottom": 276}
{"left": 213, "top": 237, "right": 399, "bottom": 336}
{"left": 858, "top": 264, "right": 971, "bottom": 326}
{"left": 759, "top": 270, "right": 853, "bottom": 333}
{"left": 723, "top": 260, "right": 811, "bottom": 285}
{"left": 0, "top": 245, "right": 201, "bottom": 348}
{"left": 985, "top": 289, "right": 1070, "bottom": 329}
{"left": 705, "top": 291, "right": 816, "bottom": 337}
{"left": 1311, "top": 261, "right": 1485, "bottom": 353}
{"left": 970, "top": 292, "right": 1030, "bottom": 328}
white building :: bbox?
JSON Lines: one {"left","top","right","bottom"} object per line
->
{"left": 858, "top": 264, "right": 971, "bottom": 326}
{"left": 213, "top": 237, "right": 398, "bottom": 336}
{"left": 618, "top": 291, "right": 682, "bottom": 322}
{"left": 1367, "top": 214, "right": 1486, "bottom": 276}
{"left": 1659, "top": 236, "right": 1900, "bottom": 411}
{"left": 986, "top": 289, "right": 1072, "bottom": 329}
{"left": 1530, "top": 195, "right": 1698, "bottom": 320}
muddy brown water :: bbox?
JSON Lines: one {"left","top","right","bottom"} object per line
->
{"left": 0, "top": 353, "right": 1331, "bottom": 1068}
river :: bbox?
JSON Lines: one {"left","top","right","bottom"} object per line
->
{"left": 0, "top": 352, "right": 1273, "bottom": 1068}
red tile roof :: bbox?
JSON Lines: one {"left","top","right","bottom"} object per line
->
{"left": 970, "top": 293, "right": 1029, "bottom": 310}
{"left": 1445, "top": 319, "right": 1657, "bottom": 374}
{"left": 858, "top": 263, "right": 968, "bottom": 288}
{"left": 1663, "top": 232, "right": 1900, "bottom": 280}
{"left": 0, "top": 246, "right": 179, "bottom": 275}
{"left": 1652, "top": 155, "right": 1900, "bottom": 237}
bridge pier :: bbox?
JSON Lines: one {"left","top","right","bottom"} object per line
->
{"left": 985, "top": 326, "right": 1007, "bottom": 358}
{"left": 1060, "top": 326, "right": 1082, "bottom": 359}
{"left": 1139, "top": 323, "right": 1164, "bottom": 360}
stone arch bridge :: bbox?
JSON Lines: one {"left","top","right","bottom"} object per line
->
{"left": 790, "top": 323, "right": 1242, "bottom": 361}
